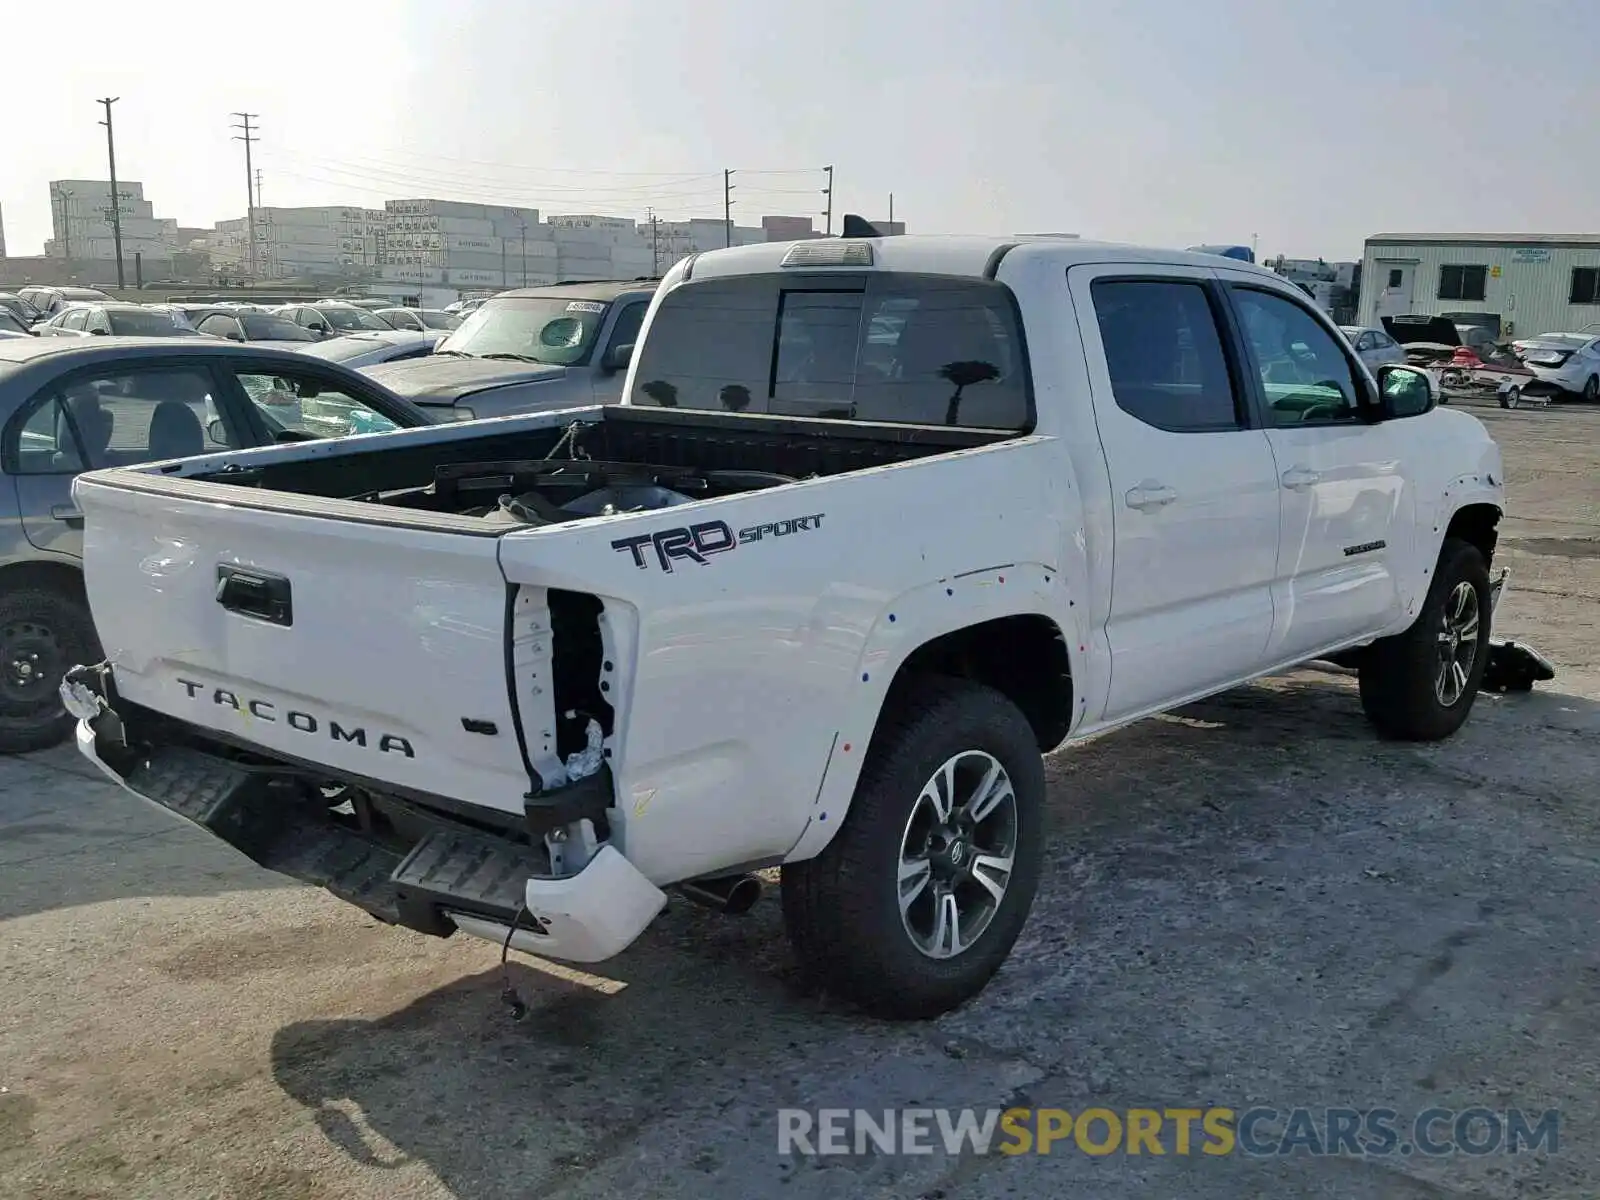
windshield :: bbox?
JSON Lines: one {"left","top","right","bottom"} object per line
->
{"left": 442, "top": 296, "right": 610, "bottom": 364}
{"left": 319, "top": 305, "right": 391, "bottom": 331}
{"left": 1525, "top": 334, "right": 1585, "bottom": 348}
{"left": 0, "top": 309, "right": 27, "bottom": 335}
{"left": 109, "top": 309, "right": 189, "bottom": 335}
{"left": 243, "top": 315, "right": 317, "bottom": 341}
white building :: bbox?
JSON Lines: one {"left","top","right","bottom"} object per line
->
{"left": 1359, "top": 233, "right": 1600, "bottom": 340}
{"left": 45, "top": 179, "right": 179, "bottom": 265}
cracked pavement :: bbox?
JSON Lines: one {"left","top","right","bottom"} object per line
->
{"left": 1, "top": 394, "right": 1596, "bottom": 1199}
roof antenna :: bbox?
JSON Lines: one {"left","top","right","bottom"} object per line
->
{"left": 840, "top": 214, "right": 885, "bottom": 238}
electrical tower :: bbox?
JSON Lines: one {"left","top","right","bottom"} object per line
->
{"left": 232, "top": 113, "right": 260, "bottom": 277}
{"left": 724, "top": 170, "right": 736, "bottom": 248}
{"left": 97, "top": 98, "right": 126, "bottom": 287}
{"left": 822, "top": 165, "right": 834, "bottom": 236}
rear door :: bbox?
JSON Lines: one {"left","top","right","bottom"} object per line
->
{"left": 8, "top": 360, "right": 249, "bottom": 561}
{"left": 1069, "top": 264, "right": 1282, "bottom": 721}
{"left": 1221, "top": 276, "right": 1412, "bottom": 661}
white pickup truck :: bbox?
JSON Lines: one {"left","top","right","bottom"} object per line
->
{"left": 62, "top": 232, "right": 1510, "bottom": 1020}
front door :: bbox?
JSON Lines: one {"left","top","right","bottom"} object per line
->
{"left": 10, "top": 362, "right": 247, "bottom": 561}
{"left": 1070, "top": 265, "right": 1283, "bottom": 722}
{"left": 1222, "top": 279, "right": 1411, "bottom": 662}
{"left": 1374, "top": 261, "right": 1415, "bottom": 319}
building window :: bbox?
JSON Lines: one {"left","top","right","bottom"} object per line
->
{"left": 1387, "top": 268, "right": 1403, "bottom": 289}
{"left": 1571, "top": 267, "right": 1600, "bottom": 305}
{"left": 1438, "top": 265, "right": 1488, "bottom": 302}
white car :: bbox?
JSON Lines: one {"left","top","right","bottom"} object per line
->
{"left": 64, "top": 231, "right": 1509, "bottom": 1020}
{"left": 375, "top": 307, "right": 462, "bottom": 333}
{"left": 1505, "top": 333, "right": 1600, "bottom": 403}
{"left": 1340, "top": 325, "right": 1407, "bottom": 372}
{"left": 294, "top": 329, "right": 446, "bottom": 370}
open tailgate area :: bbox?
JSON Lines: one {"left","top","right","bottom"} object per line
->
{"left": 74, "top": 471, "right": 534, "bottom": 816}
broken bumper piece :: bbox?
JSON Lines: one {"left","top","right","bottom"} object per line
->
{"left": 63, "top": 663, "right": 667, "bottom": 964}
{"left": 1482, "top": 570, "right": 1557, "bottom": 692}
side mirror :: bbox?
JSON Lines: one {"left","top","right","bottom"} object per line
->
{"left": 90, "top": 327, "right": 109, "bottom": 336}
{"left": 602, "top": 342, "right": 635, "bottom": 372}
{"left": 1376, "top": 364, "right": 1436, "bottom": 419}
{"left": 206, "top": 418, "right": 228, "bottom": 443}
{"left": 310, "top": 324, "right": 329, "bottom": 336}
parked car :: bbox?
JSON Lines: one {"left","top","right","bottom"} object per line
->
{"left": 275, "top": 302, "right": 395, "bottom": 339}
{"left": 15, "top": 286, "right": 113, "bottom": 320}
{"left": 0, "top": 336, "right": 434, "bottom": 752}
{"left": 297, "top": 329, "right": 447, "bottom": 370}
{"left": 61, "top": 233, "right": 1509, "bottom": 1020}
{"left": 0, "top": 309, "right": 35, "bottom": 338}
{"left": 1339, "top": 325, "right": 1407, "bottom": 372}
{"left": 361, "top": 280, "right": 655, "bottom": 420}
{"left": 374, "top": 307, "right": 461, "bottom": 332}
{"left": 0, "top": 293, "right": 43, "bottom": 326}
{"left": 35, "top": 303, "right": 207, "bottom": 339}
{"left": 1503, "top": 332, "right": 1600, "bottom": 404}
{"left": 192, "top": 309, "right": 320, "bottom": 348}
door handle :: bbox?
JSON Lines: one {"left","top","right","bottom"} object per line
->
{"left": 1125, "top": 482, "right": 1178, "bottom": 510}
{"left": 1281, "top": 466, "right": 1322, "bottom": 490}
{"left": 50, "top": 504, "right": 84, "bottom": 528}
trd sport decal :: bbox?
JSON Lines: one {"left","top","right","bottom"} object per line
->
{"left": 612, "top": 513, "right": 825, "bottom": 572}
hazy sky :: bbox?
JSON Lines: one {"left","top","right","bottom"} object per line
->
{"left": 6, "top": 0, "right": 1597, "bottom": 260}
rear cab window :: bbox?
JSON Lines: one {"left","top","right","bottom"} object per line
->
{"left": 629, "top": 273, "right": 1032, "bottom": 429}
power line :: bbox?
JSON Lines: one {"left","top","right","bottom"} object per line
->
{"left": 96, "top": 98, "right": 125, "bottom": 288}
{"left": 232, "top": 112, "right": 259, "bottom": 277}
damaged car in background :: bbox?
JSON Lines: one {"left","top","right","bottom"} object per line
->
{"left": 1499, "top": 330, "right": 1600, "bottom": 408}
{"left": 1382, "top": 315, "right": 1535, "bottom": 407}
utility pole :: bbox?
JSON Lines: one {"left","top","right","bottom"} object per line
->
{"left": 501, "top": 238, "right": 508, "bottom": 288}
{"left": 232, "top": 113, "right": 259, "bottom": 278}
{"left": 889, "top": 193, "right": 894, "bottom": 225}
{"left": 97, "top": 98, "right": 126, "bottom": 287}
{"left": 724, "top": 169, "right": 735, "bottom": 248}
{"left": 822, "top": 165, "right": 834, "bottom": 236}
{"left": 519, "top": 220, "right": 528, "bottom": 286}
{"left": 648, "top": 207, "right": 660, "bottom": 275}
{"left": 255, "top": 167, "right": 264, "bottom": 209}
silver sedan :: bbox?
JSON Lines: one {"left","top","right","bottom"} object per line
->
{"left": 1341, "top": 325, "right": 1407, "bottom": 372}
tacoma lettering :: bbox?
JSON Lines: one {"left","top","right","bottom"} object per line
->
{"left": 176, "top": 678, "right": 415, "bottom": 757}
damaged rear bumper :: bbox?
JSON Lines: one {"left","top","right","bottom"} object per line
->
{"left": 63, "top": 664, "right": 666, "bottom": 964}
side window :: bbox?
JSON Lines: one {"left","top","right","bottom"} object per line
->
{"left": 1232, "top": 288, "right": 1363, "bottom": 427}
{"left": 197, "top": 314, "right": 238, "bottom": 339}
{"left": 1355, "top": 332, "right": 1375, "bottom": 351}
{"left": 605, "top": 302, "right": 647, "bottom": 351}
{"left": 62, "top": 309, "right": 87, "bottom": 331}
{"left": 85, "top": 310, "right": 111, "bottom": 335}
{"left": 1090, "top": 279, "right": 1243, "bottom": 433}
{"left": 10, "top": 368, "right": 238, "bottom": 475}
{"left": 232, "top": 368, "right": 400, "bottom": 440}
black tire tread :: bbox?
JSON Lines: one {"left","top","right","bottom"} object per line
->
{"left": 1358, "top": 537, "right": 1491, "bottom": 742}
{"left": 781, "top": 675, "right": 1045, "bottom": 1020}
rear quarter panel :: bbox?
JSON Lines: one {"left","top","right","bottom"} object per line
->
{"left": 498, "top": 436, "right": 1089, "bottom": 884}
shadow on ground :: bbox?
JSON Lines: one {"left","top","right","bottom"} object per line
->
{"left": 268, "top": 672, "right": 1599, "bottom": 1199}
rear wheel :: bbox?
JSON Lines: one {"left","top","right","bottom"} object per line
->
{"left": 1584, "top": 375, "right": 1598, "bottom": 403}
{"left": 781, "top": 677, "right": 1045, "bottom": 1019}
{"left": 0, "top": 584, "right": 98, "bottom": 754}
{"left": 1501, "top": 386, "right": 1520, "bottom": 409}
{"left": 1358, "top": 537, "right": 1491, "bottom": 741}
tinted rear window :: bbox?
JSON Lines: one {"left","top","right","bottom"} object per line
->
{"left": 629, "top": 273, "right": 1031, "bottom": 429}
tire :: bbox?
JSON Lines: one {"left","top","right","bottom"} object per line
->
{"left": 0, "top": 583, "right": 99, "bottom": 754}
{"left": 781, "top": 676, "right": 1045, "bottom": 1020}
{"left": 1501, "top": 386, "right": 1519, "bottom": 410}
{"left": 1358, "top": 537, "right": 1492, "bottom": 741}
{"left": 1585, "top": 375, "right": 1598, "bottom": 403}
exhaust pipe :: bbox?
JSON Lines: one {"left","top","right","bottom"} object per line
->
{"left": 678, "top": 873, "right": 763, "bottom": 915}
